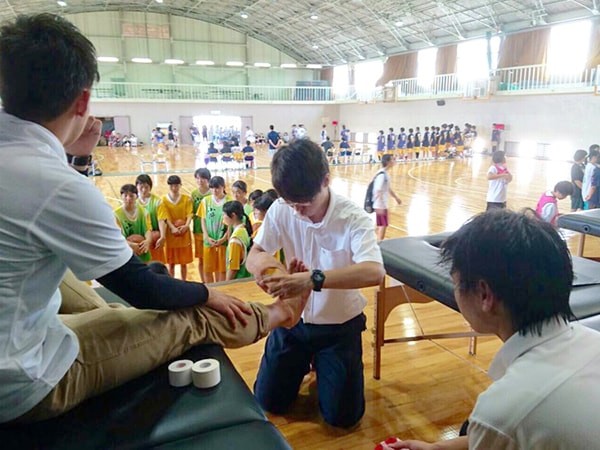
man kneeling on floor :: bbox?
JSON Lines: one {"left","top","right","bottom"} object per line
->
{"left": 0, "top": 13, "right": 307, "bottom": 424}
{"left": 377, "top": 209, "right": 600, "bottom": 450}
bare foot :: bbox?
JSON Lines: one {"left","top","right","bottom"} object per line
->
{"left": 267, "top": 288, "right": 310, "bottom": 330}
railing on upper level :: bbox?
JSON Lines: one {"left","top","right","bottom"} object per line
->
{"left": 493, "top": 64, "right": 597, "bottom": 94}
{"left": 91, "top": 64, "right": 599, "bottom": 103}
{"left": 92, "top": 82, "right": 334, "bottom": 102}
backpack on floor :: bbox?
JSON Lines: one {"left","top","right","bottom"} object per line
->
{"left": 364, "top": 171, "right": 384, "bottom": 213}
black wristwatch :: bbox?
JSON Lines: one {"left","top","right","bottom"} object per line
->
{"left": 66, "top": 153, "right": 92, "bottom": 166}
{"left": 311, "top": 269, "right": 326, "bottom": 292}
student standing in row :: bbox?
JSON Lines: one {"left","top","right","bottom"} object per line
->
{"left": 136, "top": 174, "right": 166, "bottom": 263}
{"left": 198, "top": 176, "right": 231, "bottom": 283}
{"left": 223, "top": 201, "right": 254, "bottom": 281}
{"left": 158, "top": 175, "right": 194, "bottom": 280}
{"left": 191, "top": 168, "right": 212, "bottom": 281}
{"left": 115, "top": 184, "right": 152, "bottom": 263}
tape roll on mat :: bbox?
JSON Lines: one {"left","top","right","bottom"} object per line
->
{"left": 168, "top": 359, "right": 194, "bottom": 387}
{"left": 192, "top": 358, "right": 221, "bottom": 388}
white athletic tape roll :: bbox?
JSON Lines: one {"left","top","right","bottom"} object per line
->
{"left": 168, "top": 359, "right": 194, "bottom": 387}
{"left": 192, "top": 358, "right": 221, "bottom": 389}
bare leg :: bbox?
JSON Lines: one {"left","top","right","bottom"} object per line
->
{"left": 168, "top": 264, "right": 175, "bottom": 277}
{"left": 180, "top": 264, "right": 187, "bottom": 281}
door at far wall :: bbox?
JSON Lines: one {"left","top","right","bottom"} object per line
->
{"left": 113, "top": 116, "right": 130, "bottom": 136}
{"left": 180, "top": 116, "right": 193, "bottom": 146}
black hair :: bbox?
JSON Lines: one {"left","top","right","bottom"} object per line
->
{"left": 271, "top": 139, "right": 329, "bottom": 202}
{"left": 492, "top": 151, "right": 506, "bottom": 164}
{"left": 120, "top": 183, "right": 138, "bottom": 195}
{"left": 554, "top": 181, "right": 574, "bottom": 196}
{"left": 208, "top": 175, "right": 226, "bottom": 189}
{"left": 0, "top": 14, "right": 99, "bottom": 122}
{"left": 194, "top": 168, "right": 211, "bottom": 180}
{"left": 381, "top": 154, "right": 393, "bottom": 167}
{"left": 232, "top": 180, "right": 248, "bottom": 194}
{"left": 440, "top": 209, "right": 574, "bottom": 337}
{"left": 223, "top": 200, "right": 253, "bottom": 245}
{"left": 264, "top": 188, "right": 279, "bottom": 199}
{"left": 589, "top": 144, "right": 599, "bottom": 152}
{"left": 167, "top": 175, "right": 182, "bottom": 185}
{"left": 253, "top": 193, "right": 275, "bottom": 212}
{"left": 249, "top": 189, "right": 264, "bottom": 202}
{"left": 573, "top": 149, "right": 587, "bottom": 162}
{"left": 135, "top": 174, "right": 153, "bottom": 188}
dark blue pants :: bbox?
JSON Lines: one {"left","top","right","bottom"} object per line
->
{"left": 254, "top": 313, "right": 366, "bottom": 428}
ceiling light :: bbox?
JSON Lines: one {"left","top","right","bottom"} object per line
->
{"left": 155, "top": 0, "right": 163, "bottom": 3}
{"left": 254, "top": 62, "right": 271, "bottom": 68}
{"left": 240, "top": 12, "right": 249, "bottom": 19}
{"left": 57, "top": 1, "right": 67, "bottom": 6}
{"left": 394, "top": 21, "right": 403, "bottom": 27}
{"left": 165, "top": 59, "right": 184, "bottom": 65}
{"left": 310, "top": 13, "right": 319, "bottom": 20}
{"left": 357, "top": 54, "right": 366, "bottom": 60}
{"left": 306, "top": 64, "right": 323, "bottom": 69}
{"left": 280, "top": 63, "right": 297, "bottom": 68}
{"left": 312, "top": 43, "right": 319, "bottom": 49}
{"left": 226, "top": 61, "right": 244, "bottom": 66}
{"left": 97, "top": 56, "right": 119, "bottom": 63}
{"left": 195, "top": 60, "right": 215, "bottom": 65}
{"left": 131, "top": 57, "right": 152, "bottom": 63}
{"left": 592, "top": 8, "right": 599, "bottom": 15}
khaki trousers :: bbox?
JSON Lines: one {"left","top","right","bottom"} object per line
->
{"left": 18, "top": 270, "right": 269, "bottom": 423}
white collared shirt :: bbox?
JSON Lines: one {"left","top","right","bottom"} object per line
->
{"left": 0, "top": 110, "right": 132, "bottom": 422}
{"left": 254, "top": 190, "right": 383, "bottom": 324}
{"left": 468, "top": 321, "right": 600, "bottom": 449}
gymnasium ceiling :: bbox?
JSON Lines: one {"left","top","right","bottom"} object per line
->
{"left": 1, "top": 0, "right": 599, "bottom": 65}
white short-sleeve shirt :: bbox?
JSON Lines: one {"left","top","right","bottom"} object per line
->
{"left": 468, "top": 322, "right": 600, "bottom": 449}
{"left": 254, "top": 190, "right": 383, "bottom": 324}
{"left": 0, "top": 110, "right": 132, "bottom": 422}
{"left": 486, "top": 165, "right": 508, "bottom": 203}
{"left": 372, "top": 169, "right": 390, "bottom": 210}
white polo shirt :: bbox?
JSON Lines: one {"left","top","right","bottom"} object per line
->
{"left": 468, "top": 321, "right": 600, "bottom": 449}
{"left": 254, "top": 190, "right": 383, "bottom": 324}
{"left": 0, "top": 110, "right": 132, "bottom": 422}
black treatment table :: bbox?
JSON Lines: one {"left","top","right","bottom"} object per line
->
{"left": 373, "top": 233, "right": 600, "bottom": 379}
{"left": 557, "top": 209, "right": 600, "bottom": 256}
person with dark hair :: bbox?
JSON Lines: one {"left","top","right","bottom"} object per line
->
{"left": 191, "top": 168, "right": 212, "bottom": 281}
{"left": 267, "top": 124, "right": 281, "bottom": 158}
{"left": 373, "top": 154, "right": 402, "bottom": 242}
{"left": 223, "top": 201, "right": 253, "bottom": 281}
{"left": 115, "top": 184, "right": 152, "bottom": 263}
{"left": 571, "top": 149, "right": 587, "bottom": 211}
{"left": 232, "top": 179, "right": 252, "bottom": 216}
{"left": 136, "top": 173, "right": 167, "bottom": 264}
{"left": 581, "top": 146, "right": 599, "bottom": 209}
{"left": 242, "top": 140, "right": 255, "bottom": 169}
{"left": 378, "top": 210, "right": 600, "bottom": 450}
{"left": 246, "top": 138, "right": 385, "bottom": 428}
{"left": 198, "top": 176, "right": 232, "bottom": 283}
{"left": 0, "top": 13, "right": 310, "bottom": 424}
{"left": 157, "top": 175, "right": 194, "bottom": 280}
{"left": 535, "top": 180, "right": 574, "bottom": 225}
{"left": 486, "top": 151, "right": 512, "bottom": 210}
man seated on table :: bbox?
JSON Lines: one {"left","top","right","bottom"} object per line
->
{"left": 377, "top": 209, "right": 600, "bottom": 450}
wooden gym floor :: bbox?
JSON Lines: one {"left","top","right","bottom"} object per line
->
{"left": 90, "top": 143, "right": 595, "bottom": 449}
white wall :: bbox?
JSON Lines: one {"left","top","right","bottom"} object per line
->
{"left": 338, "top": 93, "right": 600, "bottom": 158}
{"left": 91, "top": 92, "right": 598, "bottom": 158}
{"left": 90, "top": 101, "right": 339, "bottom": 141}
